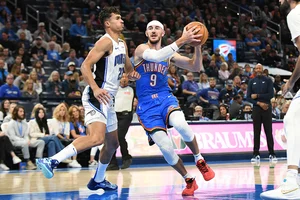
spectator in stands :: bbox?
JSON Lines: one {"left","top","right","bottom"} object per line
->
{"left": 60, "top": 42, "right": 70, "bottom": 60}
{"left": 85, "top": 19, "right": 95, "bottom": 36}
{"left": 47, "top": 35, "right": 61, "bottom": 53}
{"left": 29, "top": 71, "right": 42, "bottom": 95}
{"left": 193, "top": 105, "right": 209, "bottom": 121}
{"left": 198, "top": 73, "right": 209, "bottom": 90}
{"left": 7, "top": 105, "right": 45, "bottom": 170}
{"left": 218, "top": 62, "right": 230, "bottom": 82}
{"left": 61, "top": 71, "right": 81, "bottom": 98}
{"left": 47, "top": 41, "right": 61, "bottom": 62}
{"left": 0, "top": 130, "right": 22, "bottom": 170}
{"left": 245, "top": 32, "right": 261, "bottom": 52}
{"left": 0, "top": 22, "right": 18, "bottom": 41}
{"left": 70, "top": 16, "right": 87, "bottom": 38}
{"left": 2, "top": 50, "right": 14, "bottom": 70}
{"left": 238, "top": 80, "right": 248, "bottom": 100}
{"left": 198, "top": 77, "right": 220, "bottom": 119}
{"left": 2, "top": 102, "right": 15, "bottom": 123}
{"left": 260, "top": 21, "right": 271, "bottom": 42}
{"left": 46, "top": 2, "right": 58, "bottom": 22}
{"left": 0, "top": 98, "right": 8, "bottom": 120}
{"left": 121, "top": 0, "right": 135, "bottom": 11}
{"left": 216, "top": 104, "right": 230, "bottom": 120}
{"left": 205, "top": 60, "right": 218, "bottom": 78}
{"left": 167, "top": 64, "right": 181, "bottom": 96}
{"left": 45, "top": 70, "right": 61, "bottom": 93}
{"left": 0, "top": 0, "right": 11, "bottom": 16}
{"left": 0, "top": 58, "right": 8, "bottom": 85}
{"left": 243, "top": 64, "right": 252, "bottom": 77}
{"left": 135, "top": 0, "right": 150, "bottom": 12}
{"left": 123, "top": 12, "right": 135, "bottom": 31}
{"left": 31, "top": 60, "right": 45, "bottom": 81}
{"left": 226, "top": 53, "right": 235, "bottom": 69}
{"left": 57, "top": 2, "right": 69, "bottom": 19}
{"left": 182, "top": 72, "right": 199, "bottom": 106}
{"left": 12, "top": 7, "right": 23, "bottom": 28}
{"left": 69, "top": 105, "right": 88, "bottom": 168}
{"left": 21, "top": 79, "right": 38, "bottom": 99}
{"left": 63, "top": 49, "right": 81, "bottom": 67}
{"left": 273, "top": 74, "right": 284, "bottom": 94}
{"left": 13, "top": 68, "right": 29, "bottom": 90}
{"left": 236, "top": 104, "right": 252, "bottom": 120}
{"left": 0, "top": 73, "right": 21, "bottom": 99}
{"left": 31, "top": 36, "right": 47, "bottom": 61}
{"left": 202, "top": 51, "right": 211, "bottom": 69}
{"left": 219, "top": 79, "right": 238, "bottom": 105}
{"left": 57, "top": 11, "right": 72, "bottom": 31}
{"left": 280, "top": 100, "right": 291, "bottom": 119}
{"left": 30, "top": 103, "right": 44, "bottom": 119}
{"left": 261, "top": 5, "right": 272, "bottom": 21}
{"left": 263, "top": 69, "right": 275, "bottom": 82}
{"left": 0, "top": 8, "right": 9, "bottom": 26}
{"left": 33, "top": 22, "right": 50, "bottom": 41}
{"left": 17, "top": 31, "right": 30, "bottom": 51}
{"left": 10, "top": 63, "right": 21, "bottom": 78}
{"left": 49, "top": 103, "right": 71, "bottom": 145}
{"left": 271, "top": 97, "right": 280, "bottom": 119}
{"left": 28, "top": 107, "right": 71, "bottom": 162}
{"left": 229, "top": 94, "right": 243, "bottom": 120}
{"left": 16, "top": 47, "right": 30, "bottom": 66}
{"left": 229, "top": 67, "right": 242, "bottom": 80}
{"left": 233, "top": 75, "right": 242, "bottom": 91}
{"left": 136, "top": 14, "right": 148, "bottom": 32}
{"left": 16, "top": 21, "right": 32, "bottom": 42}
{"left": 0, "top": 32, "right": 15, "bottom": 51}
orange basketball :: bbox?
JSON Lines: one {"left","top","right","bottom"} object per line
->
{"left": 186, "top": 22, "right": 209, "bottom": 47}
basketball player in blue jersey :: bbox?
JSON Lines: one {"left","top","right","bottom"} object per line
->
{"left": 36, "top": 7, "right": 140, "bottom": 192}
{"left": 261, "top": 0, "right": 300, "bottom": 199}
{"left": 134, "top": 20, "right": 215, "bottom": 196}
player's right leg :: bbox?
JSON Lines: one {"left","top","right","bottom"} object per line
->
{"left": 261, "top": 97, "right": 300, "bottom": 199}
{"left": 150, "top": 130, "right": 198, "bottom": 196}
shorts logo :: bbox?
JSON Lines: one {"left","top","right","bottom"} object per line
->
{"left": 87, "top": 110, "right": 96, "bottom": 116}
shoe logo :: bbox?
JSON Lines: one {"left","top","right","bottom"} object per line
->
{"left": 281, "top": 188, "right": 299, "bottom": 194}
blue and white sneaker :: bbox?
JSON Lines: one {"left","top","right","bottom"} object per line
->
{"left": 87, "top": 178, "right": 118, "bottom": 191}
{"left": 36, "top": 158, "right": 59, "bottom": 179}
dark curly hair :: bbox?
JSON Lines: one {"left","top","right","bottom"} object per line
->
{"left": 12, "top": 105, "right": 25, "bottom": 120}
{"left": 99, "top": 6, "right": 120, "bottom": 26}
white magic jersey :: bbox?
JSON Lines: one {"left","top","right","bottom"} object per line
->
{"left": 287, "top": 4, "right": 300, "bottom": 47}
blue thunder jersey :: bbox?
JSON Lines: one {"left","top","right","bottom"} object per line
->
{"left": 135, "top": 59, "right": 181, "bottom": 134}
{"left": 135, "top": 59, "right": 171, "bottom": 100}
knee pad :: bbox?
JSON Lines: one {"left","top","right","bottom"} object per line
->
{"left": 151, "top": 131, "right": 179, "bottom": 166}
{"left": 169, "top": 111, "right": 195, "bottom": 142}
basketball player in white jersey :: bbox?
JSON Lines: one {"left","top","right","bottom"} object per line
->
{"left": 261, "top": 0, "right": 300, "bottom": 199}
{"left": 36, "top": 7, "right": 141, "bottom": 191}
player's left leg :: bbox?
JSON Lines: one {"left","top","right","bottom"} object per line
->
{"left": 87, "top": 128, "right": 119, "bottom": 191}
{"left": 168, "top": 110, "right": 215, "bottom": 181}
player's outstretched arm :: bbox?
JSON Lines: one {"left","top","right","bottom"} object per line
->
{"left": 81, "top": 37, "right": 112, "bottom": 104}
{"left": 283, "top": 36, "right": 300, "bottom": 96}
{"left": 134, "top": 26, "right": 201, "bottom": 64}
{"left": 170, "top": 45, "right": 203, "bottom": 73}
{"left": 123, "top": 41, "right": 141, "bottom": 81}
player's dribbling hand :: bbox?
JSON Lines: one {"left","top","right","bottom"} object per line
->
{"left": 182, "top": 25, "right": 202, "bottom": 45}
{"left": 128, "top": 71, "right": 141, "bottom": 81}
{"left": 93, "top": 88, "right": 111, "bottom": 104}
{"left": 282, "top": 80, "right": 293, "bottom": 97}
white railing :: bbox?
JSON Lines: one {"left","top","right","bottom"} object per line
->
{"left": 6, "top": 0, "right": 17, "bottom": 8}
{"left": 48, "top": 19, "right": 65, "bottom": 45}
{"left": 26, "top": 5, "right": 39, "bottom": 27}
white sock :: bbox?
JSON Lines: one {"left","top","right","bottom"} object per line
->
{"left": 94, "top": 161, "right": 108, "bottom": 183}
{"left": 193, "top": 153, "right": 204, "bottom": 163}
{"left": 51, "top": 144, "right": 77, "bottom": 163}
{"left": 183, "top": 173, "right": 193, "bottom": 179}
{"left": 287, "top": 169, "right": 298, "bottom": 177}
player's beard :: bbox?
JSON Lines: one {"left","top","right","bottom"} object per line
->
{"left": 280, "top": 0, "right": 291, "bottom": 15}
{"left": 148, "top": 38, "right": 160, "bottom": 44}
